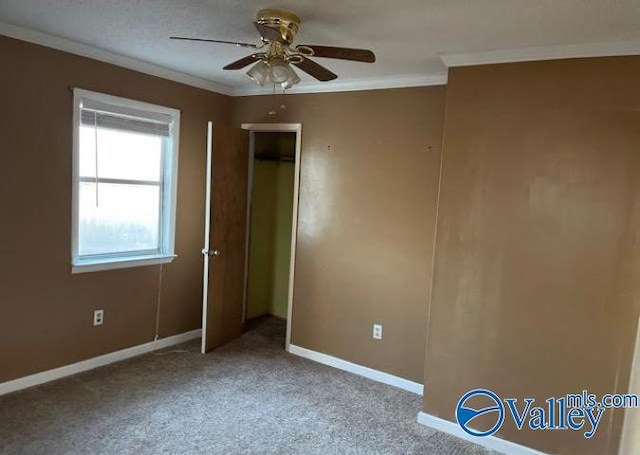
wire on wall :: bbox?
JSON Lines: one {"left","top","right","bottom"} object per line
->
{"left": 154, "top": 264, "right": 163, "bottom": 341}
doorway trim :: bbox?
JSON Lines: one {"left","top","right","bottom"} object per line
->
{"left": 241, "top": 123, "right": 302, "bottom": 351}
{"left": 200, "top": 121, "right": 214, "bottom": 354}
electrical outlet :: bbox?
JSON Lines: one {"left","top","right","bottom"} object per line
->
{"left": 373, "top": 323, "right": 383, "bottom": 340}
{"left": 93, "top": 309, "right": 104, "bottom": 326}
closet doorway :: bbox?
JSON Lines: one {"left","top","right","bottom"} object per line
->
{"left": 241, "top": 124, "right": 301, "bottom": 350}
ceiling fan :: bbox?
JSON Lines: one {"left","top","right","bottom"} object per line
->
{"left": 170, "top": 9, "right": 376, "bottom": 89}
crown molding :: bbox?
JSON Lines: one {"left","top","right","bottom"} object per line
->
{"left": 4, "top": 21, "right": 639, "bottom": 96}
{"left": 232, "top": 72, "right": 448, "bottom": 96}
{"left": 1, "top": 21, "right": 446, "bottom": 96}
{"left": 440, "top": 39, "right": 640, "bottom": 67}
{"left": 0, "top": 21, "right": 234, "bottom": 95}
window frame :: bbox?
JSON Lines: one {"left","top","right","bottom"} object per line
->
{"left": 71, "top": 88, "right": 180, "bottom": 274}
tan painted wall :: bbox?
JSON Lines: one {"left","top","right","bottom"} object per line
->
{"left": 0, "top": 36, "right": 231, "bottom": 383}
{"left": 233, "top": 87, "right": 446, "bottom": 382}
{"left": 424, "top": 57, "right": 640, "bottom": 455}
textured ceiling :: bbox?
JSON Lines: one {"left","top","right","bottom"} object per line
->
{"left": 1, "top": 0, "right": 639, "bottom": 92}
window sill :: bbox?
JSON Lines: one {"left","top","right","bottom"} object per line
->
{"left": 72, "top": 254, "right": 177, "bottom": 274}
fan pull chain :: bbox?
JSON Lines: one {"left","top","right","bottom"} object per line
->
{"left": 93, "top": 111, "right": 99, "bottom": 207}
{"left": 280, "top": 85, "right": 286, "bottom": 112}
{"left": 267, "top": 84, "right": 289, "bottom": 116}
{"left": 269, "top": 83, "right": 277, "bottom": 116}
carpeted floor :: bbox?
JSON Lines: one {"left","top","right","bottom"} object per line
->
{"left": 0, "top": 317, "right": 495, "bottom": 455}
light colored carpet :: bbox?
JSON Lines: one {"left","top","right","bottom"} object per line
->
{"left": 0, "top": 317, "right": 494, "bottom": 455}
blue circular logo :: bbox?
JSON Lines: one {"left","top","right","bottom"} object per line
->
{"left": 456, "top": 389, "right": 505, "bottom": 437}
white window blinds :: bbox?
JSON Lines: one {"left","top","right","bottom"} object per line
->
{"left": 79, "top": 97, "right": 173, "bottom": 137}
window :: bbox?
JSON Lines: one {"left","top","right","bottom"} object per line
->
{"left": 72, "top": 89, "right": 180, "bottom": 273}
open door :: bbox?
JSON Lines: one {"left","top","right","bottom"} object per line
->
{"left": 201, "top": 122, "right": 249, "bottom": 353}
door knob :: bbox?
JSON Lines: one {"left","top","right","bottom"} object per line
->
{"left": 202, "top": 248, "right": 221, "bottom": 257}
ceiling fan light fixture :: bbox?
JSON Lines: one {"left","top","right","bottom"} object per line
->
{"left": 268, "top": 58, "right": 291, "bottom": 84}
{"left": 246, "top": 61, "right": 269, "bottom": 86}
{"left": 282, "top": 66, "right": 300, "bottom": 89}
{"left": 175, "top": 9, "right": 376, "bottom": 87}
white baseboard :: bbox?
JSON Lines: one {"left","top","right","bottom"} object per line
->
{"left": 0, "top": 329, "right": 202, "bottom": 396}
{"left": 288, "top": 344, "right": 423, "bottom": 395}
{"left": 417, "top": 412, "right": 549, "bottom": 455}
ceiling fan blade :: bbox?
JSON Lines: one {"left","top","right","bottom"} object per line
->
{"left": 293, "top": 57, "right": 338, "bottom": 82}
{"left": 298, "top": 45, "right": 376, "bottom": 63}
{"left": 170, "top": 36, "right": 258, "bottom": 49}
{"left": 253, "top": 22, "right": 285, "bottom": 43}
{"left": 223, "top": 54, "right": 264, "bottom": 70}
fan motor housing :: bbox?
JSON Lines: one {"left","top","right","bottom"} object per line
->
{"left": 256, "top": 9, "right": 301, "bottom": 44}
